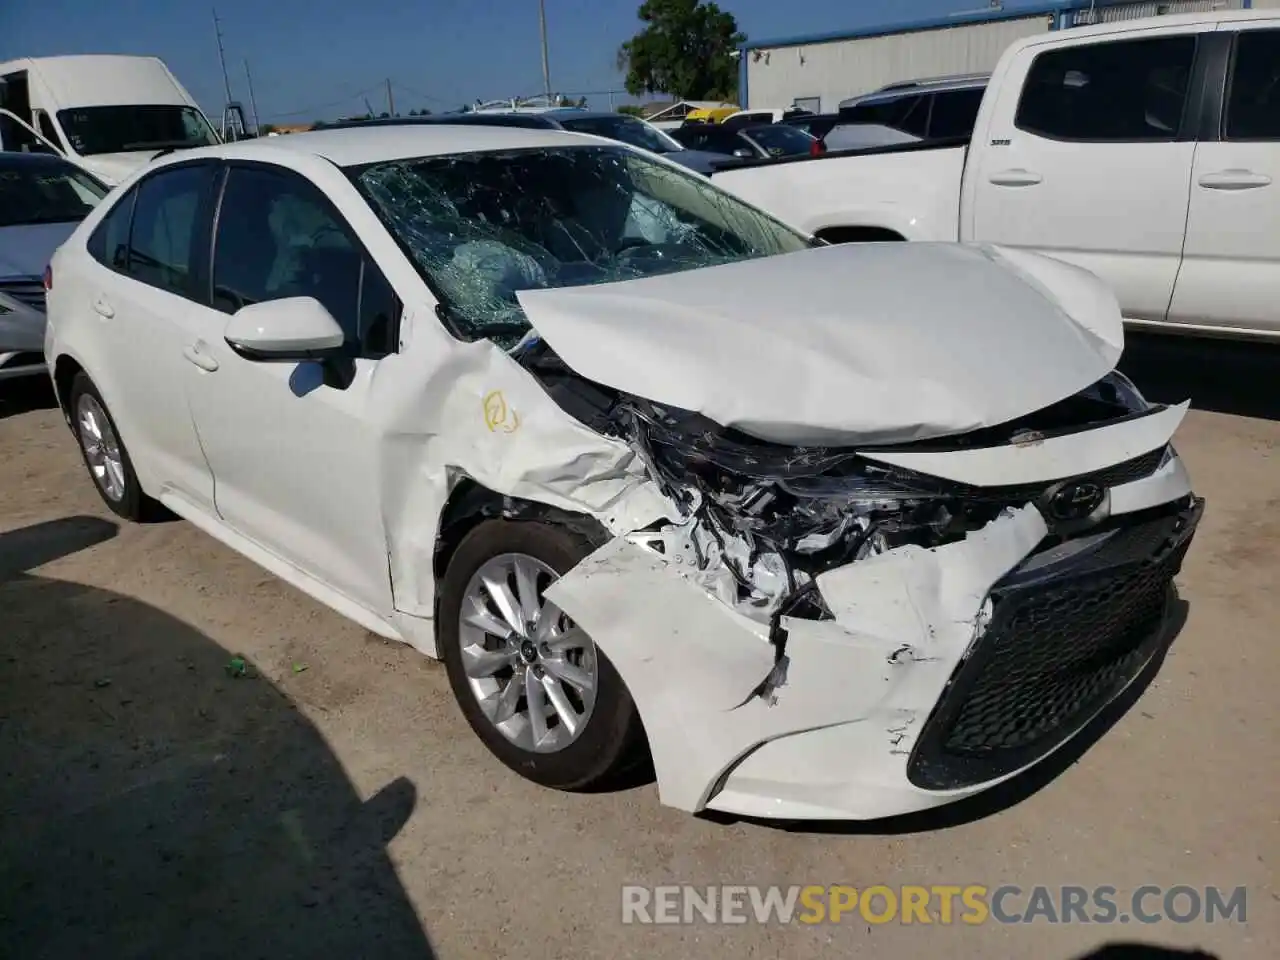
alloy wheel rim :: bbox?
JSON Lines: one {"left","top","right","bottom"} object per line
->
{"left": 457, "top": 553, "right": 598, "bottom": 753}
{"left": 76, "top": 394, "right": 126, "bottom": 502}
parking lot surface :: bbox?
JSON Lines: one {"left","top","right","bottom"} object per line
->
{"left": 1, "top": 333, "right": 1277, "bottom": 960}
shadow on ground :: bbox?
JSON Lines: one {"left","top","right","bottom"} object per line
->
{"left": 0, "top": 517, "right": 434, "bottom": 958}
{"left": 0, "top": 375, "right": 58, "bottom": 421}
{"left": 1120, "top": 332, "right": 1280, "bottom": 421}
{"left": 1074, "top": 943, "right": 1220, "bottom": 959}
{"left": 704, "top": 598, "right": 1189, "bottom": 836}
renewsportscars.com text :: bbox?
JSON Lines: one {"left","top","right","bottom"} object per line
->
{"left": 621, "top": 884, "right": 1248, "bottom": 926}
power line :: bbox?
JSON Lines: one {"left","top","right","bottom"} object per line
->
{"left": 261, "top": 83, "right": 385, "bottom": 119}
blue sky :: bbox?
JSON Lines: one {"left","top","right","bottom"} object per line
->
{"left": 3, "top": 0, "right": 1047, "bottom": 121}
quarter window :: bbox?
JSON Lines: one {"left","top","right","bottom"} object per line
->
{"left": 1015, "top": 35, "right": 1197, "bottom": 142}
{"left": 87, "top": 189, "right": 136, "bottom": 270}
{"left": 212, "top": 166, "right": 397, "bottom": 356}
{"left": 126, "top": 164, "right": 212, "bottom": 295}
{"left": 1225, "top": 29, "right": 1280, "bottom": 141}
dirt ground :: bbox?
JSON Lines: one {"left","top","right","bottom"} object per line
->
{"left": 0, "top": 332, "right": 1276, "bottom": 960}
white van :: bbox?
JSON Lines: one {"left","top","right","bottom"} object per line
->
{"left": 0, "top": 55, "right": 220, "bottom": 185}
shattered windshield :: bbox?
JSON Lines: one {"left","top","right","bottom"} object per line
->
{"left": 352, "top": 145, "right": 810, "bottom": 342}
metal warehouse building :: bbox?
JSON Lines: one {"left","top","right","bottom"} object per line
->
{"left": 740, "top": 0, "right": 1278, "bottom": 112}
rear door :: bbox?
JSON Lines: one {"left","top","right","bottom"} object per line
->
{"left": 77, "top": 162, "right": 218, "bottom": 509}
{"left": 1168, "top": 21, "right": 1280, "bottom": 335}
{"left": 966, "top": 26, "right": 1207, "bottom": 324}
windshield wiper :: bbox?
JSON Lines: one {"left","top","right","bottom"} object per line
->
{"left": 119, "top": 139, "right": 200, "bottom": 151}
{"left": 435, "top": 301, "right": 529, "bottom": 342}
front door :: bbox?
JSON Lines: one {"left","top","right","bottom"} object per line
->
{"left": 966, "top": 28, "right": 1205, "bottom": 324}
{"left": 180, "top": 163, "right": 399, "bottom": 615}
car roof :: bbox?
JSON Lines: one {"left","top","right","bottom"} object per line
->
{"left": 157, "top": 124, "right": 609, "bottom": 168}
{"left": 542, "top": 109, "right": 652, "bottom": 124}
{"left": 318, "top": 113, "right": 560, "bottom": 131}
{"left": 841, "top": 74, "right": 989, "bottom": 108}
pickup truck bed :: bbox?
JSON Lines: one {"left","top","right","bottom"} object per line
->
{"left": 712, "top": 137, "right": 970, "bottom": 243}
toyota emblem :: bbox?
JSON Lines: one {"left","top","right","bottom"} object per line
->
{"left": 1044, "top": 481, "right": 1105, "bottom": 523}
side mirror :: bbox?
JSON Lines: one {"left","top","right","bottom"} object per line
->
{"left": 224, "top": 296, "right": 346, "bottom": 362}
{"left": 732, "top": 147, "right": 754, "bottom": 159}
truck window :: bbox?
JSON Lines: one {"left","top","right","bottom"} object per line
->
{"left": 927, "top": 88, "right": 985, "bottom": 139}
{"left": 1225, "top": 29, "right": 1280, "bottom": 141}
{"left": 840, "top": 94, "right": 929, "bottom": 138}
{"left": 56, "top": 105, "right": 217, "bottom": 156}
{"left": 34, "top": 111, "right": 64, "bottom": 151}
{"left": 1014, "top": 35, "right": 1197, "bottom": 142}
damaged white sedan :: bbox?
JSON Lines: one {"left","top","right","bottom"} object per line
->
{"left": 45, "top": 125, "right": 1202, "bottom": 820}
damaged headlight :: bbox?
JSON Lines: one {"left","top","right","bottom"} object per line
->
{"left": 1090, "top": 370, "right": 1150, "bottom": 413}
{"left": 622, "top": 400, "right": 994, "bottom": 622}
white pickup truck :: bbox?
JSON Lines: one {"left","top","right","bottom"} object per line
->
{"left": 713, "top": 9, "right": 1280, "bottom": 342}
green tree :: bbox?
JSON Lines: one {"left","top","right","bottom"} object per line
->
{"left": 616, "top": 104, "right": 645, "bottom": 117}
{"left": 617, "top": 0, "right": 744, "bottom": 101}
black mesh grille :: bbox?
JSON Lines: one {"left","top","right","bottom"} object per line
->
{"left": 907, "top": 497, "right": 1202, "bottom": 791}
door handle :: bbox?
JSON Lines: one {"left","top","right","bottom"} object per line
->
{"left": 988, "top": 169, "right": 1043, "bottom": 187}
{"left": 1198, "top": 169, "right": 1272, "bottom": 190}
{"left": 91, "top": 295, "right": 114, "bottom": 319}
{"left": 182, "top": 342, "right": 220, "bottom": 372}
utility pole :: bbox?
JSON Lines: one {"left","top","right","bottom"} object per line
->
{"left": 538, "top": 0, "right": 552, "bottom": 102}
{"left": 386, "top": 78, "right": 395, "bottom": 116}
{"left": 243, "top": 59, "right": 261, "bottom": 134}
{"left": 211, "top": 9, "right": 234, "bottom": 109}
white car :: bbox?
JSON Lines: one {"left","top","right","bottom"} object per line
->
{"left": 44, "top": 126, "right": 1202, "bottom": 821}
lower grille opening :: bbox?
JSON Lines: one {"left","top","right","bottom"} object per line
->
{"left": 907, "top": 497, "right": 1202, "bottom": 791}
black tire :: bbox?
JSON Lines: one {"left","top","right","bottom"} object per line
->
{"left": 68, "top": 372, "right": 156, "bottom": 522}
{"left": 437, "top": 519, "right": 645, "bottom": 790}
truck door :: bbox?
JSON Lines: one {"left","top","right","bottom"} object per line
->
{"left": 966, "top": 26, "right": 1208, "bottom": 325}
{"left": 1168, "top": 21, "right": 1280, "bottom": 336}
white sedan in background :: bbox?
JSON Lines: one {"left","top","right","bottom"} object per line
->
{"left": 44, "top": 126, "right": 1201, "bottom": 820}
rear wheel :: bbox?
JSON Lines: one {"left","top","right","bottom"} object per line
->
{"left": 68, "top": 373, "right": 154, "bottom": 521}
{"left": 437, "top": 519, "right": 644, "bottom": 790}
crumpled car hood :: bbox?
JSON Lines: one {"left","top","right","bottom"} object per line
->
{"left": 517, "top": 241, "right": 1124, "bottom": 446}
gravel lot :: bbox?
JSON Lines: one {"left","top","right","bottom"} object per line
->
{"left": 1, "top": 333, "right": 1276, "bottom": 960}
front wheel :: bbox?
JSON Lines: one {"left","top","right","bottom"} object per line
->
{"left": 437, "top": 519, "right": 645, "bottom": 790}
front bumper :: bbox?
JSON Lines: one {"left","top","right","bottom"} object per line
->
{"left": 0, "top": 289, "right": 47, "bottom": 382}
{"left": 546, "top": 434, "right": 1202, "bottom": 821}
